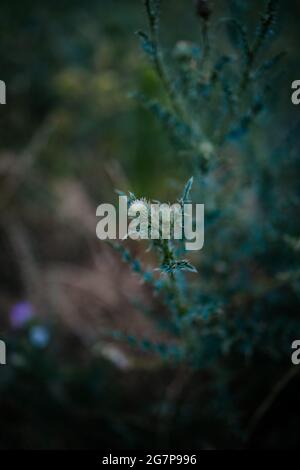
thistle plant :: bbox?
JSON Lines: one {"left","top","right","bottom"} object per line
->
{"left": 109, "top": 0, "right": 300, "bottom": 443}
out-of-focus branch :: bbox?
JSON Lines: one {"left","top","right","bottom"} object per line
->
{"left": 0, "top": 116, "right": 56, "bottom": 212}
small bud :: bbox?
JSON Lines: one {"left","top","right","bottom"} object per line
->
{"left": 129, "top": 199, "right": 149, "bottom": 220}
{"left": 199, "top": 141, "right": 215, "bottom": 160}
{"left": 195, "top": 0, "right": 211, "bottom": 21}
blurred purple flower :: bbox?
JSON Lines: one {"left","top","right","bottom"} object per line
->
{"left": 10, "top": 301, "right": 34, "bottom": 328}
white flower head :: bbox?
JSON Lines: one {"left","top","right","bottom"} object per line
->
{"left": 128, "top": 199, "right": 149, "bottom": 219}
{"left": 128, "top": 199, "right": 149, "bottom": 240}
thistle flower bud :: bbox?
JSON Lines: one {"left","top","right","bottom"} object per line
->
{"left": 154, "top": 205, "right": 172, "bottom": 231}
{"left": 173, "top": 41, "right": 201, "bottom": 64}
{"left": 195, "top": 0, "right": 211, "bottom": 21}
{"left": 128, "top": 199, "right": 149, "bottom": 240}
{"left": 128, "top": 199, "right": 149, "bottom": 219}
{"left": 199, "top": 141, "right": 215, "bottom": 160}
{"left": 151, "top": 204, "right": 184, "bottom": 235}
{"left": 173, "top": 41, "right": 194, "bottom": 62}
